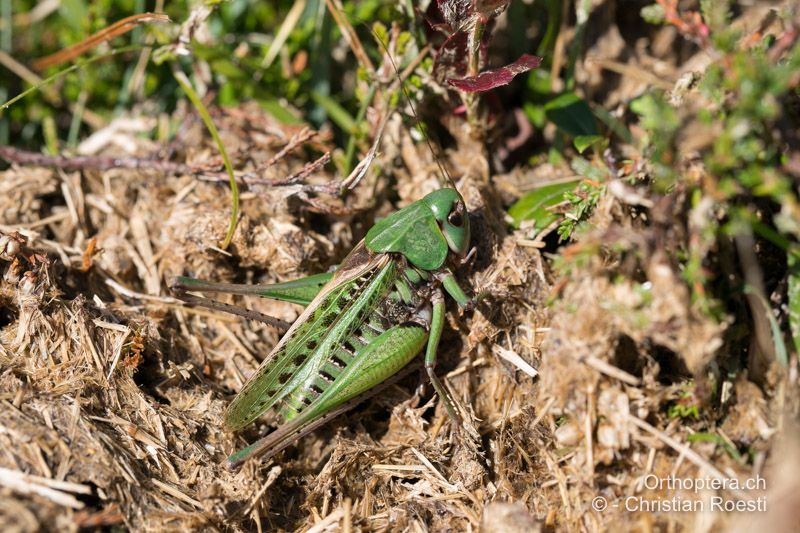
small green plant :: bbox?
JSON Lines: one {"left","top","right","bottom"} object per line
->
{"left": 668, "top": 392, "right": 700, "bottom": 420}
{"left": 632, "top": 5, "right": 800, "bottom": 360}
{"left": 556, "top": 178, "right": 605, "bottom": 241}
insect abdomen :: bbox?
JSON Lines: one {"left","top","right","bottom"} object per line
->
{"left": 276, "top": 265, "right": 402, "bottom": 421}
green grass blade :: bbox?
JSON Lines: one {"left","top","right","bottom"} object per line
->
{"left": 744, "top": 284, "right": 788, "bottom": 367}
{"left": 788, "top": 253, "right": 800, "bottom": 358}
{"left": 686, "top": 432, "right": 744, "bottom": 464}
{"left": 311, "top": 90, "right": 356, "bottom": 134}
{"left": 172, "top": 68, "right": 239, "bottom": 250}
{"left": 1, "top": 45, "right": 144, "bottom": 113}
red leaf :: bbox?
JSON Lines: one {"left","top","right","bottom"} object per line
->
{"left": 447, "top": 54, "right": 542, "bottom": 93}
{"left": 435, "top": 30, "right": 469, "bottom": 80}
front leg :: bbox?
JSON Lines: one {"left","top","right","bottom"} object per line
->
{"left": 424, "top": 288, "right": 464, "bottom": 427}
{"left": 439, "top": 269, "right": 478, "bottom": 311}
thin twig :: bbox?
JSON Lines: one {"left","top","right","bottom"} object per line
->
{"left": 262, "top": 0, "right": 307, "bottom": 70}
{"left": 323, "top": 0, "right": 374, "bottom": 74}
{"left": 0, "top": 145, "right": 335, "bottom": 192}
{"left": 0, "top": 467, "right": 90, "bottom": 509}
{"left": 266, "top": 127, "right": 317, "bottom": 166}
{"left": 151, "top": 478, "right": 203, "bottom": 509}
{"left": 582, "top": 355, "right": 641, "bottom": 386}
{"left": 585, "top": 57, "right": 675, "bottom": 91}
{"left": 32, "top": 13, "right": 170, "bottom": 70}
{"left": 0, "top": 145, "right": 193, "bottom": 173}
{"left": 233, "top": 152, "right": 332, "bottom": 188}
{"left": 493, "top": 345, "right": 539, "bottom": 378}
{"left": 243, "top": 466, "right": 283, "bottom": 516}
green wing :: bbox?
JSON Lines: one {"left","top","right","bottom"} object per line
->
{"left": 365, "top": 200, "right": 448, "bottom": 270}
{"left": 226, "top": 323, "right": 427, "bottom": 467}
{"left": 223, "top": 244, "right": 393, "bottom": 432}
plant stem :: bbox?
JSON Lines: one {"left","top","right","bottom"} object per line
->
{"left": 464, "top": 15, "right": 486, "bottom": 136}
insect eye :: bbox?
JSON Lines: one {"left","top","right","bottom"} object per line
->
{"left": 447, "top": 203, "right": 465, "bottom": 227}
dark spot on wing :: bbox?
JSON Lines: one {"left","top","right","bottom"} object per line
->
{"left": 341, "top": 342, "right": 356, "bottom": 356}
{"left": 353, "top": 328, "right": 367, "bottom": 344}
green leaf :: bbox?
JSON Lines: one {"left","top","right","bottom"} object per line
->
{"left": 544, "top": 92, "right": 598, "bottom": 138}
{"left": 573, "top": 135, "right": 603, "bottom": 154}
{"left": 527, "top": 67, "right": 552, "bottom": 96}
{"left": 630, "top": 93, "right": 679, "bottom": 132}
{"left": 592, "top": 106, "right": 633, "bottom": 143}
{"left": 371, "top": 21, "right": 389, "bottom": 48}
{"left": 571, "top": 157, "right": 609, "bottom": 181}
{"left": 640, "top": 3, "right": 666, "bottom": 24}
{"left": 508, "top": 179, "right": 582, "bottom": 229}
{"left": 523, "top": 102, "right": 546, "bottom": 128}
{"left": 59, "top": 0, "right": 88, "bottom": 33}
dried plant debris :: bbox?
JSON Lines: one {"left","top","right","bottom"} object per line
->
{"left": 0, "top": 92, "right": 539, "bottom": 530}
{"left": 0, "top": 103, "right": 781, "bottom": 531}
{"left": 2, "top": 4, "right": 800, "bottom": 533}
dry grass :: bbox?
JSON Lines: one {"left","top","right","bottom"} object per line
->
{"left": 1, "top": 3, "right": 798, "bottom": 532}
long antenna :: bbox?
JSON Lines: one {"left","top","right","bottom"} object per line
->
{"left": 368, "top": 24, "right": 458, "bottom": 191}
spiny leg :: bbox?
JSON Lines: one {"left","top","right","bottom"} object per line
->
{"left": 172, "top": 291, "right": 292, "bottom": 330}
{"left": 171, "top": 271, "right": 333, "bottom": 306}
{"left": 425, "top": 288, "right": 463, "bottom": 427}
{"left": 171, "top": 271, "right": 335, "bottom": 329}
